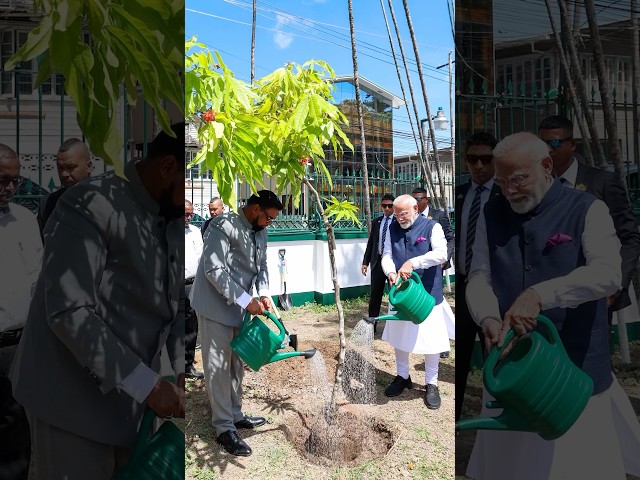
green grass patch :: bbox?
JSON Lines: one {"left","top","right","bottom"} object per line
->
{"left": 333, "top": 460, "right": 383, "bottom": 479}
{"left": 190, "top": 466, "right": 219, "bottom": 480}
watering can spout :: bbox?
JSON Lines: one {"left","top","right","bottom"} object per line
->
{"left": 373, "top": 313, "right": 403, "bottom": 322}
{"left": 456, "top": 411, "right": 531, "bottom": 434}
{"left": 269, "top": 348, "right": 316, "bottom": 364}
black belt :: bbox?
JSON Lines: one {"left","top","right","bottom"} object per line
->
{"left": 0, "top": 328, "right": 23, "bottom": 348}
{"left": 185, "top": 277, "right": 195, "bottom": 285}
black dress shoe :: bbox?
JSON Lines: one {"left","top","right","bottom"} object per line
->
{"left": 216, "top": 430, "right": 252, "bottom": 456}
{"left": 440, "top": 351, "right": 449, "bottom": 358}
{"left": 425, "top": 384, "right": 441, "bottom": 409}
{"left": 384, "top": 375, "right": 412, "bottom": 397}
{"left": 185, "top": 365, "right": 204, "bottom": 379}
{"left": 234, "top": 416, "right": 266, "bottom": 429}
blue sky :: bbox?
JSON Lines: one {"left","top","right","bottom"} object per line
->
{"left": 186, "top": 0, "right": 455, "bottom": 157}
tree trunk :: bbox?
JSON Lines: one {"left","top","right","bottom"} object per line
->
{"left": 386, "top": 0, "right": 438, "bottom": 200}
{"left": 251, "top": 0, "right": 256, "bottom": 84}
{"left": 556, "top": 0, "right": 606, "bottom": 168}
{"left": 348, "top": 0, "right": 373, "bottom": 234}
{"left": 544, "top": 0, "right": 594, "bottom": 166}
{"left": 303, "top": 176, "right": 346, "bottom": 415}
{"left": 402, "top": 0, "right": 449, "bottom": 215}
{"left": 378, "top": 0, "right": 422, "bottom": 177}
{"left": 632, "top": 0, "right": 640, "bottom": 182}
{"left": 584, "top": 0, "right": 626, "bottom": 191}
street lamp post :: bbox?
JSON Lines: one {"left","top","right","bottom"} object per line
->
{"left": 420, "top": 109, "right": 453, "bottom": 293}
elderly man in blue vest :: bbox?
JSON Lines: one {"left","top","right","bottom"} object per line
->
{"left": 464, "top": 132, "right": 640, "bottom": 479}
{"left": 379, "top": 194, "right": 450, "bottom": 409}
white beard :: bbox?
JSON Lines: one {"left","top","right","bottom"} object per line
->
{"left": 399, "top": 216, "right": 416, "bottom": 229}
{"left": 507, "top": 180, "right": 549, "bottom": 214}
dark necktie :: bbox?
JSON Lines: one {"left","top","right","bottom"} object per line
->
{"left": 380, "top": 216, "right": 389, "bottom": 255}
{"left": 465, "top": 185, "right": 485, "bottom": 274}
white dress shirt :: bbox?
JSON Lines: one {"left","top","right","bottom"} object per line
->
{"left": 466, "top": 197, "right": 621, "bottom": 325}
{"left": 558, "top": 158, "right": 579, "bottom": 188}
{"left": 380, "top": 220, "right": 448, "bottom": 275}
{"left": 378, "top": 213, "right": 393, "bottom": 255}
{"left": 0, "top": 203, "right": 43, "bottom": 332}
{"left": 457, "top": 179, "right": 495, "bottom": 276}
{"left": 185, "top": 223, "right": 203, "bottom": 279}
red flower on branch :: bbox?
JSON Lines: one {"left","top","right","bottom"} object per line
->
{"left": 202, "top": 109, "right": 216, "bottom": 122}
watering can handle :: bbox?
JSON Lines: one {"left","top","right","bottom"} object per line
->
{"left": 392, "top": 270, "right": 421, "bottom": 287}
{"left": 262, "top": 309, "right": 287, "bottom": 341}
{"left": 132, "top": 375, "right": 176, "bottom": 460}
{"left": 484, "top": 315, "right": 556, "bottom": 378}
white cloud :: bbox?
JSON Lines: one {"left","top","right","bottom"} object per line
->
{"left": 274, "top": 30, "right": 293, "bottom": 49}
{"left": 273, "top": 13, "right": 295, "bottom": 49}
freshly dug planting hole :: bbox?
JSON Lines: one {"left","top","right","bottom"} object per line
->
{"left": 283, "top": 405, "right": 395, "bottom": 467}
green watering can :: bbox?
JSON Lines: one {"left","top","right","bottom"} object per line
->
{"left": 364, "top": 271, "right": 436, "bottom": 325}
{"left": 230, "top": 310, "right": 316, "bottom": 372}
{"left": 114, "top": 378, "right": 184, "bottom": 480}
{"left": 456, "top": 315, "right": 594, "bottom": 440}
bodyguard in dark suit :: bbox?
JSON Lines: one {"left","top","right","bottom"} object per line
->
{"left": 361, "top": 194, "right": 395, "bottom": 320}
{"left": 538, "top": 115, "right": 640, "bottom": 313}
{"left": 454, "top": 131, "right": 500, "bottom": 422}
{"left": 412, "top": 187, "right": 454, "bottom": 268}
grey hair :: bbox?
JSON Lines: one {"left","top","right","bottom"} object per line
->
{"left": 493, "top": 132, "right": 549, "bottom": 164}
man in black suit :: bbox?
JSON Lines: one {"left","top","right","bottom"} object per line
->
{"left": 454, "top": 131, "right": 501, "bottom": 422}
{"left": 412, "top": 187, "right": 454, "bottom": 267}
{"left": 538, "top": 115, "right": 640, "bottom": 316}
{"left": 362, "top": 193, "right": 395, "bottom": 330}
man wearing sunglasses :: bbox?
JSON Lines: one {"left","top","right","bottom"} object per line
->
{"left": 0, "top": 144, "right": 42, "bottom": 479}
{"left": 454, "top": 131, "right": 501, "bottom": 423}
{"left": 411, "top": 187, "right": 454, "bottom": 268}
{"left": 361, "top": 193, "right": 395, "bottom": 331}
{"left": 190, "top": 189, "right": 284, "bottom": 457}
{"left": 538, "top": 115, "right": 640, "bottom": 317}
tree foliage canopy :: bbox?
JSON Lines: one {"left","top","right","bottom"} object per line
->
{"left": 6, "top": 0, "right": 184, "bottom": 175}
{"left": 185, "top": 37, "right": 355, "bottom": 210}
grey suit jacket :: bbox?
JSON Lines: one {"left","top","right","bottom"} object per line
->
{"left": 189, "top": 208, "right": 269, "bottom": 327}
{"left": 10, "top": 161, "right": 183, "bottom": 448}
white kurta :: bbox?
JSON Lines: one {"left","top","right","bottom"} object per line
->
{"left": 379, "top": 218, "right": 450, "bottom": 355}
{"left": 381, "top": 302, "right": 450, "bottom": 354}
{"left": 442, "top": 298, "right": 455, "bottom": 340}
{"left": 465, "top": 374, "right": 640, "bottom": 479}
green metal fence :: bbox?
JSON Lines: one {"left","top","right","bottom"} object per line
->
{"left": 1, "top": 67, "right": 152, "bottom": 214}
{"left": 220, "top": 171, "right": 434, "bottom": 234}
{"left": 456, "top": 75, "right": 640, "bottom": 202}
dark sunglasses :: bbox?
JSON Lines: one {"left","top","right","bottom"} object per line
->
{"left": 0, "top": 176, "right": 24, "bottom": 189}
{"left": 381, "top": 203, "right": 394, "bottom": 208}
{"left": 184, "top": 212, "right": 195, "bottom": 218}
{"left": 413, "top": 196, "right": 427, "bottom": 202}
{"left": 466, "top": 154, "right": 493, "bottom": 164}
{"left": 543, "top": 137, "right": 572, "bottom": 149}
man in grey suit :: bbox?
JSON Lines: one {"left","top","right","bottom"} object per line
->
{"left": 538, "top": 115, "right": 640, "bottom": 316}
{"left": 10, "top": 125, "right": 186, "bottom": 479}
{"left": 190, "top": 190, "right": 284, "bottom": 457}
